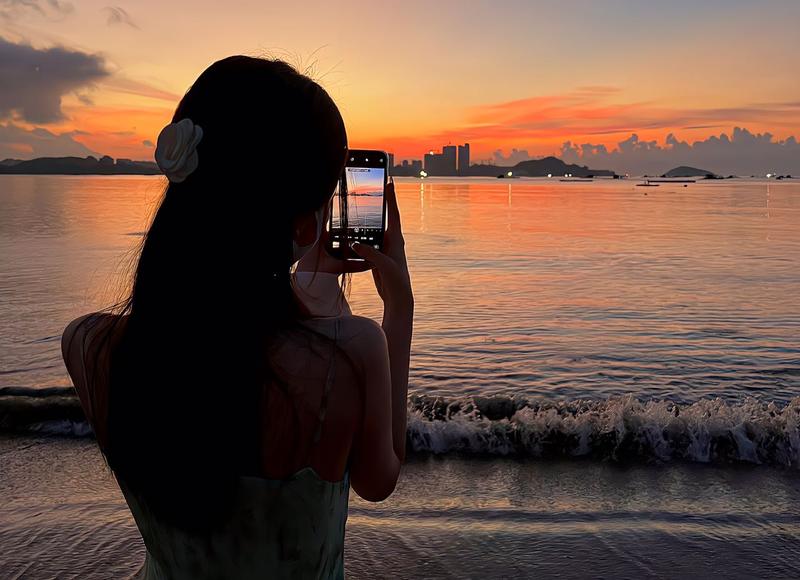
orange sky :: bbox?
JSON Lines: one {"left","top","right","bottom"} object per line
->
{"left": 2, "top": 0, "right": 799, "bottom": 163}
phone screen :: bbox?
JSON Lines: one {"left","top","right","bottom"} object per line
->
{"left": 328, "top": 150, "right": 387, "bottom": 258}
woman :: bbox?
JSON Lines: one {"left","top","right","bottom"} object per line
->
{"left": 60, "top": 55, "right": 413, "bottom": 578}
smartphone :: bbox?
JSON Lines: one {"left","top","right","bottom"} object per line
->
{"left": 326, "top": 149, "right": 388, "bottom": 260}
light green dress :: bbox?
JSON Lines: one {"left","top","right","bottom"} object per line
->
{"left": 116, "top": 313, "right": 350, "bottom": 579}
{"left": 118, "top": 468, "right": 350, "bottom": 579}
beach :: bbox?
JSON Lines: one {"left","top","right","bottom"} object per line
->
{"left": 2, "top": 434, "right": 799, "bottom": 579}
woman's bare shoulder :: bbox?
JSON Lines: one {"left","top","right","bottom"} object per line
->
{"left": 62, "top": 312, "right": 124, "bottom": 351}
{"left": 61, "top": 313, "right": 127, "bottom": 381}
{"left": 302, "top": 314, "right": 387, "bottom": 363}
{"left": 335, "top": 315, "right": 388, "bottom": 367}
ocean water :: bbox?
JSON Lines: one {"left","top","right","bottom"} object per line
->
{"left": 1, "top": 175, "right": 800, "bottom": 577}
{"left": 2, "top": 175, "right": 799, "bottom": 461}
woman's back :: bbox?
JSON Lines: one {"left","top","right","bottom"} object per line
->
{"left": 65, "top": 310, "right": 374, "bottom": 578}
{"left": 117, "top": 313, "right": 358, "bottom": 579}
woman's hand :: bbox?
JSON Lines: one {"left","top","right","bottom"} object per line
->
{"left": 295, "top": 218, "right": 372, "bottom": 276}
{"left": 351, "top": 179, "right": 413, "bottom": 314}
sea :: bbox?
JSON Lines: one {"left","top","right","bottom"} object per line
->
{"left": 1, "top": 175, "right": 799, "bottom": 578}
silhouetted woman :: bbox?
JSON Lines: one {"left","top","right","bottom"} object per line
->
{"left": 60, "top": 55, "right": 413, "bottom": 579}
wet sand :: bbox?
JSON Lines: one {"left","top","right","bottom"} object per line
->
{"left": 2, "top": 435, "right": 798, "bottom": 579}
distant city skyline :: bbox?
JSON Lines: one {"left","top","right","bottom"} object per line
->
{"left": 391, "top": 127, "right": 800, "bottom": 176}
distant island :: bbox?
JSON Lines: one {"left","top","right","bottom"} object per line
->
{"left": 0, "top": 155, "right": 160, "bottom": 175}
{"left": 392, "top": 155, "right": 616, "bottom": 178}
{"left": 476, "top": 156, "right": 616, "bottom": 178}
{"left": 661, "top": 166, "right": 718, "bottom": 178}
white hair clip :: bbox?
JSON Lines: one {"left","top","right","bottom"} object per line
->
{"left": 154, "top": 117, "right": 203, "bottom": 183}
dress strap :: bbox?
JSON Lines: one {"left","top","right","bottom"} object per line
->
{"left": 311, "top": 317, "right": 339, "bottom": 445}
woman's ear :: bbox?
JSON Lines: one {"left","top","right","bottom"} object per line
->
{"left": 292, "top": 204, "right": 329, "bottom": 247}
{"left": 320, "top": 202, "right": 330, "bottom": 229}
{"left": 292, "top": 211, "right": 319, "bottom": 246}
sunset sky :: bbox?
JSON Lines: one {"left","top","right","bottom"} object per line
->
{"left": 2, "top": 0, "right": 799, "bottom": 169}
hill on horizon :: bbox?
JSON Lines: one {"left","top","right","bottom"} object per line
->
{"left": 662, "top": 165, "right": 718, "bottom": 178}
{"left": 0, "top": 155, "right": 159, "bottom": 175}
{"left": 466, "top": 156, "right": 616, "bottom": 177}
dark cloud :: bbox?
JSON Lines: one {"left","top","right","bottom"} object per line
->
{"left": 0, "top": 36, "right": 109, "bottom": 123}
{"left": 0, "top": 121, "right": 97, "bottom": 159}
{"left": 142, "top": 139, "right": 153, "bottom": 148}
{"left": 558, "top": 128, "right": 800, "bottom": 176}
{"left": 0, "top": 0, "right": 74, "bottom": 20}
{"left": 103, "top": 6, "right": 138, "bottom": 28}
{"left": 493, "top": 148, "right": 532, "bottom": 165}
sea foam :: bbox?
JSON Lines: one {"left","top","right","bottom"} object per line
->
{"left": 407, "top": 394, "right": 800, "bottom": 467}
{"left": 2, "top": 387, "right": 798, "bottom": 467}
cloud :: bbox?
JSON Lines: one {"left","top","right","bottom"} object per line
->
{"left": 558, "top": 128, "right": 800, "bottom": 176}
{"left": 0, "top": 36, "right": 109, "bottom": 123}
{"left": 493, "top": 148, "right": 532, "bottom": 165}
{"left": 438, "top": 86, "right": 800, "bottom": 150}
{"left": 0, "top": 0, "right": 74, "bottom": 20}
{"left": 103, "top": 6, "right": 138, "bottom": 28}
{"left": 142, "top": 139, "right": 153, "bottom": 147}
{"left": 380, "top": 87, "right": 800, "bottom": 174}
{"left": 0, "top": 121, "right": 97, "bottom": 159}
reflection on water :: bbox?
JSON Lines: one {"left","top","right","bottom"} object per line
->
{"left": 1, "top": 175, "right": 799, "bottom": 403}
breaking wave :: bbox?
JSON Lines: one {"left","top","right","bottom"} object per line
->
{"left": 407, "top": 393, "right": 800, "bottom": 467}
{"left": 2, "top": 387, "right": 799, "bottom": 467}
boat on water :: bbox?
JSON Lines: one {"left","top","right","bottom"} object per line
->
{"left": 645, "top": 179, "right": 695, "bottom": 183}
{"left": 636, "top": 179, "right": 659, "bottom": 187}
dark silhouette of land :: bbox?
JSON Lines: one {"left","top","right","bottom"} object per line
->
{"left": 392, "top": 155, "right": 616, "bottom": 178}
{"left": 4, "top": 153, "right": 620, "bottom": 179}
{"left": 0, "top": 155, "right": 160, "bottom": 175}
{"left": 662, "top": 166, "right": 716, "bottom": 178}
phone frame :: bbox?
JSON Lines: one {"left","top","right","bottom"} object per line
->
{"left": 326, "top": 149, "right": 389, "bottom": 260}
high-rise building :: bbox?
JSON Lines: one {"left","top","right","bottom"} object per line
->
{"left": 458, "top": 143, "right": 470, "bottom": 175}
{"left": 425, "top": 147, "right": 457, "bottom": 175}
{"left": 424, "top": 151, "right": 443, "bottom": 175}
{"left": 387, "top": 153, "right": 394, "bottom": 170}
{"left": 442, "top": 145, "right": 457, "bottom": 175}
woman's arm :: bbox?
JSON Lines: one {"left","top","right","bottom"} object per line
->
{"left": 348, "top": 316, "right": 402, "bottom": 502}
{"left": 61, "top": 313, "right": 105, "bottom": 442}
{"left": 351, "top": 179, "right": 414, "bottom": 465}
{"left": 380, "top": 301, "right": 413, "bottom": 462}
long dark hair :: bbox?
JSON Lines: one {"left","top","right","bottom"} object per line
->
{"left": 78, "top": 56, "right": 347, "bottom": 529}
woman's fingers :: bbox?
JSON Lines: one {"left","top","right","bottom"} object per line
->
{"left": 351, "top": 241, "right": 393, "bottom": 269}
{"left": 339, "top": 258, "right": 373, "bottom": 273}
{"left": 296, "top": 242, "right": 373, "bottom": 274}
{"left": 385, "top": 178, "right": 403, "bottom": 235}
